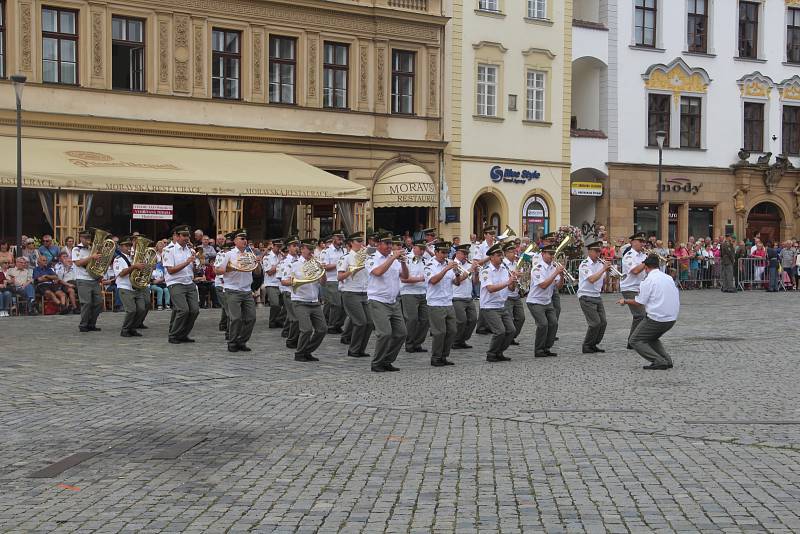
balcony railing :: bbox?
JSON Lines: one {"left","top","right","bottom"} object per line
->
{"left": 388, "top": 0, "right": 428, "bottom": 9}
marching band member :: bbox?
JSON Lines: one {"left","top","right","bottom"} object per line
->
{"left": 451, "top": 243, "right": 477, "bottom": 350}
{"left": 618, "top": 255, "right": 680, "bottom": 370}
{"left": 621, "top": 232, "right": 648, "bottom": 348}
{"left": 577, "top": 240, "right": 611, "bottom": 354}
{"left": 337, "top": 232, "right": 373, "bottom": 359}
{"left": 72, "top": 229, "right": 104, "bottom": 333}
{"left": 113, "top": 236, "right": 147, "bottom": 338}
{"left": 400, "top": 240, "right": 429, "bottom": 354}
{"left": 322, "top": 230, "right": 346, "bottom": 334}
{"left": 480, "top": 242, "right": 517, "bottom": 363}
{"left": 474, "top": 226, "right": 498, "bottom": 335}
{"left": 540, "top": 233, "right": 561, "bottom": 336}
{"left": 422, "top": 228, "right": 437, "bottom": 258}
{"left": 526, "top": 245, "right": 563, "bottom": 358}
{"left": 424, "top": 241, "right": 462, "bottom": 367}
{"left": 502, "top": 242, "right": 525, "bottom": 346}
{"left": 262, "top": 239, "right": 283, "bottom": 329}
{"left": 163, "top": 225, "right": 199, "bottom": 344}
{"left": 279, "top": 237, "right": 300, "bottom": 348}
{"left": 215, "top": 229, "right": 257, "bottom": 353}
{"left": 213, "top": 238, "right": 231, "bottom": 337}
{"left": 366, "top": 232, "right": 409, "bottom": 372}
{"left": 288, "top": 239, "right": 327, "bottom": 362}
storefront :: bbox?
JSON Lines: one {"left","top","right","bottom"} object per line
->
{"left": 371, "top": 162, "right": 438, "bottom": 235}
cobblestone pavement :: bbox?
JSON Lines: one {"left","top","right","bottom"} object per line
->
{"left": 2, "top": 291, "right": 800, "bottom": 533}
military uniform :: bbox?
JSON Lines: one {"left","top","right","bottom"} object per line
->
{"left": 502, "top": 244, "right": 525, "bottom": 344}
{"left": 577, "top": 241, "right": 609, "bottom": 354}
{"left": 113, "top": 239, "right": 148, "bottom": 337}
{"left": 424, "top": 245, "right": 458, "bottom": 366}
{"left": 452, "top": 245, "right": 477, "bottom": 349}
{"left": 367, "top": 234, "right": 408, "bottom": 372}
{"left": 217, "top": 231, "right": 257, "bottom": 352}
{"left": 479, "top": 243, "right": 515, "bottom": 362}
{"left": 337, "top": 233, "right": 373, "bottom": 358}
{"left": 262, "top": 242, "right": 283, "bottom": 328}
{"left": 400, "top": 244, "right": 429, "bottom": 353}
{"left": 621, "top": 233, "right": 648, "bottom": 347}
{"left": 72, "top": 232, "right": 102, "bottom": 332}
{"left": 162, "top": 227, "right": 200, "bottom": 343}
{"left": 213, "top": 250, "right": 229, "bottom": 334}
{"left": 526, "top": 249, "right": 561, "bottom": 358}
{"left": 278, "top": 238, "right": 300, "bottom": 347}
{"left": 322, "top": 235, "right": 346, "bottom": 333}
{"left": 290, "top": 240, "right": 327, "bottom": 362}
{"left": 473, "top": 227, "right": 497, "bottom": 334}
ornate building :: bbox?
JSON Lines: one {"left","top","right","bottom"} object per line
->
{"left": 0, "top": 0, "right": 446, "bottom": 242}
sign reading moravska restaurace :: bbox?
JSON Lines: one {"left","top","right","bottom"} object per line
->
{"left": 490, "top": 166, "right": 541, "bottom": 184}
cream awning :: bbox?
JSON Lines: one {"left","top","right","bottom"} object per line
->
{"left": 0, "top": 137, "right": 368, "bottom": 200}
{"left": 372, "top": 163, "right": 437, "bottom": 208}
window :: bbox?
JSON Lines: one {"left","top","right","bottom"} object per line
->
{"left": 269, "top": 36, "right": 296, "bottom": 104}
{"left": 687, "top": 0, "right": 708, "bottom": 53}
{"left": 111, "top": 17, "right": 144, "bottom": 92}
{"left": 323, "top": 42, "right": 348, "bottom": 109}
{"left": 391, "top": 50, "right": 415, "bottom": 114}
{"left": 0, "top": 1, "right": 5, "bottom": 79}
{"left": 788, "top": 8, "right": 800, "bottom": 64}
{"left": 647, "top": 93, "right": 670, "bottom": 147}
{"left": 528, "top": 0, "right": 546, "bottom": 19}
{"left": 688, "top": 207, "right": 714, "bottom": 239}
{"left": 42, "top": 7, "right": 78, "bottom": 85}
{"left": 680, "top": 96, "right": 702, "bottom": 148}
{"left": 738, "top": 1, "right": 758, "bottom": 59}
{"left": 478, "top": 0, "right": 499, "bottom": 11}
{"left": 526, "top": 70, "right": 545, "bottom": 121}
{"left": 743, "top": 102, "right": 764, "bottom": 152}
{"left": 212, "top": 29, "right": 241, "bottom": 99}
{"left": 634, "top": 0, "right": 657, "bottom": 47}
{"left": 633, "top": 205, "right": 657, "bottom": 238}
{"left": 783, "top": 105, "right": 800, "bottom": 156}
{"left": 523, "top": 196, "right": 550, "bottom": 242}
{"left": 476, "top": 64, "right": 498, "bottom": 117}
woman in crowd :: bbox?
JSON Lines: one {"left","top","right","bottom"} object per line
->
{"left": 150, "top": 261, "right": 170, "bottom": 311}
{"left": 0, "top": 242, "right": 14, "bottom": 265}
{"left": 60, "top": 236, "right": 75, "bottom": 257}
{"left": 600, "top": 240, "right": 617, "bottom": 293}
{"left": 674, "top": 243, "right": 690, "bottom": 287}
{"left": 22, "top": 238, "right": 40, "bottom": 266}
{"left": 0, "top": 262, "right": 13, "bottom": 317}
{"left": 750, "top": 242, "right": 767, "bottom": 289}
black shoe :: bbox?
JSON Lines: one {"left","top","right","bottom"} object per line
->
{"left": 371, "top": 366, "right": 387, "bottom": 373}
{"left": 348, "top": 353, "right": 370, "bottom": 358}
{"left": 306, "top": 354, "right": 320, "bottom": 362}
{"left": 642, "top": 364, "right": 670, "bottom": 370}
{"left": 667, "top": 363, "right": 674, "bottom": 368}
{"left": 509, "top": 340, "right": 520, "bottom": 346}
{"left": 475, "top": 329, "right": 490, "bottom": 335}
{"left": 534, "top": 352, "right": 548, "bottom": 358}
{"left": 431, "top": 360, "right": 447, "bottom": 367}
{"left": 327, "top": 327, "right": 343, "bottom": 334}
{"left": 238, "top": 345, "right": 252, "bottom": 352}
{"left": 486, "top": 356, "right": 505, "bottom": 362}
{"left": 219, "top": 325, "right": 227, "bottom": 332}
{"left": 582, "top": 346, "right": 596, "bottom": 354}
{"left": 179, "top": 337, "right": 195, "bottom": 343}
{"left": 340, "top": 338, "right": 351, "bottom": 345}
{"left": 136, "top": 325, "right": 148, "bottom": 329}
{"left": 384, "top": 364, "right": 400, "bottom": 372}
{"left": 72, "top": 308, "right": 80, "bottom": 315}
{"left": 444, "top": 360, "right": 455, "bottom": 366}
{"left": 88, "top": 326, "right": 101, "bottom": 332}
{"left": 452, "top": 343, "right": 472, "bottom": 349}
{"left": 499, "top": 355, "right": 512, "bottom": 361}
{"left": 414, "top": 347, "right": 428, "bottom": 353}
{"left": 286, "top": 342, "right": 298, "bottom": 349}
{"left": 168, "top": 338, "right": 182, "bottom": 344}
{"left": 544, "top": 350, "right": 557, "bottom": 357}
{"left": 627, "top": 343, "right": 633, "bottom": 350}
{"left": 59, "top": 307, "right": 70, "bottom": 315}
{"left": 129, "top": 330, "right": 143, "bottom": 337}
{"left": 79, "top": 327, "right": 90, "bottom": 333}
{"left": 120, "top": 331, "right": 133, "bottom": 338}
{"left": 294, "top": 354, "right": 311, "bottom": 362}
{"left": 405, "top": 347, "right": 417, "bottom": 353}
{"left": 592, "top": 346, "right": 606, "bottom": 353}
{"left": 554, "top": 337, "right": 560, "bottom": 341}
{"left": 228, "top": 344, "right": 240, "bottom": 353}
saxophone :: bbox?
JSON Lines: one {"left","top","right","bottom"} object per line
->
{"left": 86, "top": 228, "right": 117, "bottom": 280}
{"left": 130, "top": 236, "right": 158, "bottom": 290}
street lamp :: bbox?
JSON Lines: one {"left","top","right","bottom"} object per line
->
{"left": 655, "top": 130, "right": 666, "bottom": 241}
{"left": 11, "top": 74, "right": 26, "bottom": 256}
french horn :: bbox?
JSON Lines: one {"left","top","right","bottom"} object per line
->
{"left": 348, "top": 248, "right": 369, "bottom": 274}
{"left": 292, "top": 258, "right": 326, "bottom": 288}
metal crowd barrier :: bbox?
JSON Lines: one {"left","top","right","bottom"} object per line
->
{"left": 737, "top": 257, "right": 787, "bottom": 291}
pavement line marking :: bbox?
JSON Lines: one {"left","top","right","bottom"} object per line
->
{"left": 151, "top": 437, "right": 205, "bottom": 460}
{"left": 684, "top": 420, "right": 800, "bottom": 425}
{"left": 29, "top": 452, "right": 99, "bottom": 478}
{"left": 522, "top": 409, "right": 645, "bottom": 413}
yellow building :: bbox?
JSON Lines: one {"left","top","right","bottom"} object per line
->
{"left": 444, "top": 0, "right": 571, "bottom": 240}
{"left": 0, "top": 0, "right": 447, "bottom": 243}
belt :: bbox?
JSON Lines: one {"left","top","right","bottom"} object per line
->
{"left": 342, "top": 291, "right": 367, "bottom": 296}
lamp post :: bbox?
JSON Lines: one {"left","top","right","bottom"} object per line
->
{"left": 655, "top": 130, "right": 666, "bottom": 241}
{"left": 11, "top": 74, "right": 26, "bottom": 256}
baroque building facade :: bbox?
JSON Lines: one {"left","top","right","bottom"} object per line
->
{"left": 0, "top": 0, "right": 446, "bottom": 242}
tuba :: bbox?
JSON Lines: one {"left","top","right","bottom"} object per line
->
{"left": 292, "top": 257, "right": 326, "bottom": 289}
{"left": 86, "top": 228, "right": 117, "bottom": 279}
{"left": 348, "top": 247, "right": 369, "bottom": 274}
{"left": 130, "top": 236, "right": 158, "bottom": 290}
{"left": 514, "top": 244, "right": 539, "bottom": 297}
{"left": 497, "top": 225, "right": 517, "bottom": 241}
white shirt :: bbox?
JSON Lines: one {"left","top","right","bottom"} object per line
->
{"left": 338, "top": 249, "right": 368, "bottom": 293}
{"left": 323, "top": 245, "right": 344, "bottom": 283}
{"left": 503, "top": 258, "right": 520, "bottom": 298}
{"left": 217, "top": 248, "right": 254, "bottom": 292}
{"left": 473, "top": 240, "right": 492, "bottom": 261}
{"left": 162, "top": 243, "right": 195, "bottom": 286}
{"left": 425, "top": 258, "right": 456, "bottom": 307}
{"left": 367, "top": 252, "right": 402, "bottom": 304}
{"left": 290, "top": 256, "right": 321, "bottom": 303}
{"left": 55, "top": 263, "right": 76, "bottom": 283}
{"left": 577, "top": 257, "right": 605, "bottom": 298}
{"left": 213, "top": 254, "right": 225, "bottom": 288}
{"left": 400, "top": 255, "right": 426, "bottom": 295}
{"left": 151, "top": 265, "right": 166, "bottom": 284}
{"left": 620, "top": 248, "right": 647, "bottom": 292}
{"left": 527, "top": 260, "right": 558, "bottom": 305}
{"left": 262, "top": 251, "right": 281, "bottom": 288}
{"left": 113, "top": 253, "right": 133, "bottom": 291}
{"left": 479, "top": 262, "right": 509, "bottom": 309}
{"left": 453, "top": 259, "right": 474, "bottom": 299}
{"left": 635, "top": 269, "right": 680, "bottom": 322}
{"left": 71, "top": 244, "right": 94, "bottom": 281}
{"left": 278, "top": 254, "right": 298, "bottom": 294}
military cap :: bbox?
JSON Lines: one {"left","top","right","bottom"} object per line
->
{"left": 78, "top": 228, "right": 92, "bottom": 238}
{"left": 483, "top": 225, "right": 497, "bottom": 235}
{"left": 118, "top": 236, "right": 133, "bottom": 246}
{"left": 271, "top": 238, "right": 283, "bottom": 246}
{"left": 455, "top": 243, "right": 471, "bottom": 253}
{"left": 321, "top": 234, "right": 333, "bottom": 243}
{"left": 347, "top": 231, "right": 364, "bottom": 242}
{"left": 586, "top": 240, "right": 603, "bottom": 250}
{"left": 629, "top": 232, "right": 647, "bottom": 242}
{"left": 377, "top": 231, "right": 393, "bottom": 243}
{"left": 300, "top": 238, "right": 317, "bottom": 249}
{"left": 331, "top": 229, "right": 346, "bottom": 238}
{"left": 487, "top": 242, "right": 504, "bottom": 256}
{"left": 172, "top": 224, "right": 191, "bottom": 236}
{"left": 423, "top": 227, "right": 436, "bottom": 236}
{"left": 413, "top": 239, "right": 427, "bottom": 247}
{"left": 234, "top": 228, "right": 248, "bottom": 239}
{"left": 541, "top": 245, "right": 557, "bottom": 254}
{"left": 224, "top": 231, "right": 237, "bottom": 241}
{"left": 391, "top": 235, "right": 404, "bottom": 245}
{"left": 502, "top": 242, "right": 517, "bottom": 252}
{"left": 285, "top": 235, "right": 300, "bottom": 246}
{"left": 434, "top": 241, "right": 451, "bottom": 252}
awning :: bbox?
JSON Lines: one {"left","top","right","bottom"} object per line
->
{"left": 0, "top": 137, "right": 368, "bottom": 200}
{"left": 372, "top": 163, "right": 436, "bottom": 208}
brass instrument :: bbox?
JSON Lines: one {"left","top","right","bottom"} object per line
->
{"left": 450, "top": 260, "right": 470, "bottom": 278}
{"left": 497, "top": 225, "right": 517, "bottom": 241}
{"left": 86, "top": 228, "right": 117, "bottom": 279}
{"left": 130, "top": 235, "right": 158, "bottom": 290}
{"left": 292, "top": 257, "right": 326, "bottom": 289}
{"left": 552, "top": 235, "right": 577, "bottom": 284}
{"left": 194, "top": 246, "right": 205, "bottom": 263}
{"left": 348, "top": 248, "right": 369, "bottom": 274}
{"left": 228, "top": 245, "right": 259, "bottom": 272}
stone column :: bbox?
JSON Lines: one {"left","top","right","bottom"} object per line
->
{"left": 678, "top": 201, "right": 689, "bottom": 244}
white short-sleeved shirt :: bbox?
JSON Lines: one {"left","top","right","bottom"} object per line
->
{"left": 278, "top": 254, "right": 298, "bottom": 294}
{"left": 290, "top": 256, "right": 321, "bottom": 303}
{"left": 577, "top": 257, "right": 605, "bottom": 298}
{"left": 620, "top": 249, "right": 647, "bottom": 292}
{"left": 479, "top": 262, "right": 509, "bottom": 309}
{"left": 526, "top": 261, "right": 558, "bottom": 305}
{"left": 473, "top": 240, "right": 492, "bottom": 262}
{"left": 338, "top": 250, "right": 368, "bottom": 293}
{"left": 367, "top": 252, "right": 402, "bottom": 304}
{"left": 262, "top": 251, "right": 281, "bottom": 288}
{"left": 503, "top": 258, "right": 520, "bottom": 298}
{"left": 323, "top": 245, "right": 345, "bottom": 283}
{"left": 112, "top": 253, "right": 133, "bottom": 291}
{"left": 635, "top": 269, "right": 680, "bottom": 322}
{"left": 453, "top": 259, "right": 473, "bottom": 299}
{"left": 56, "top": 263, "right": 76, "bottom": 283}
{"left": 425, "top": 258, "right": 456, "bottom": 307}
{"left": 162, "top": 243, "right": 195, "bottom": 286}
{"left": 71, "top": 244, "right": 94, "bottom": 281}
{"left": 400, "top": 255, "right": 426, "bottom": 295}
{"left": 213, "top": 254, "right": 225, "bottom": 288}
{"left": 217, "top": 248, "right": 254, "bottom": 292}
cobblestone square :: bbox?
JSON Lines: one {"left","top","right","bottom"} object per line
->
{"left": 2, "top": 291, "right": 800, "bottom": 533}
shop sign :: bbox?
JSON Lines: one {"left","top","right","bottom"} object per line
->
{"left": 661, "top": 177, "right": 703, "bottom": 195}
{"left": 490, "top": 166, "right": 541, "bottom": 184}
{"left": 132, "top": 203, "right": 173, "bottom": 220}
{"left": 570, "top": 182, "right": 603, "bottom": 197}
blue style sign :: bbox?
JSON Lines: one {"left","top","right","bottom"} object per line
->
{"left": 490, "top": 165, "right": 541, "bottom": 184}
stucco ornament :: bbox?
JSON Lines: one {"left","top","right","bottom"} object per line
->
{"left": 737, "top": 72, "right": 775, "bottom": 99}
{"left": 643, "top": 58, "right": 711, "bottom": 103}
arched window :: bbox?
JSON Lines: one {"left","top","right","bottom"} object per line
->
{"left": 522, "top": 195, "right": 550, "bottom": 241}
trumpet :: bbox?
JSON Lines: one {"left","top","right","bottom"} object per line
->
{"left": 450, "top": 260, "right": 470, "bottom": 277}
{"left": 603, "top": 259, "right": 625, "bottom": 279}
{"left": 553, "top": 260, "right": 577, "bottom": 284}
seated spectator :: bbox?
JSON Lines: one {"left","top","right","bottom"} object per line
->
{"left": 33, "top": 254, "right": 70, "bottom": 314}
{"left": 7, "top": 257, "right": 38, "bottom": 315}
{"left": 0, "top": 264, "right": 13, "bottom": 317}
{"left": 0, "top": 241, "right": 13, "bottom": 266}
{"left": 101, "top": 265, "right": 121, "bottom": 311}
{"left": 201, "top": 236, "right": 217, "bottom": 261}
{"left": 150, "top": 262, "right": 171, "bottom": 311}
{"left": 61, "top": 236, "right": 75, "bottom": 257}
{"left": 22, "top": 238, "right": 40, "bottom": 266}
{"left": 193, "top": 257, "right": 217, "bottom": 308}
{"left": 38, "top": 234, "right": 61, "bottom": 266}
{"left": 55, "top": 253, "right": 79, "bottom": 313}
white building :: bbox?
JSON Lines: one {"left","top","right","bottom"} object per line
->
{"left": 571, "top": 0, "right": 800, "bottom": 243}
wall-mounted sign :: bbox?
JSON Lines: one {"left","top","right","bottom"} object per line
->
{"left": 660, "top": 177, "right": 703, "bottom": 195}
{"left": 132, "top": 203, "right": 173, "bottom": 220}
{"left": 570, "top": 182, "right": 603, "bottom": 197}
{"left": 490, "top": 165, "right": 541, "bottom": 184}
